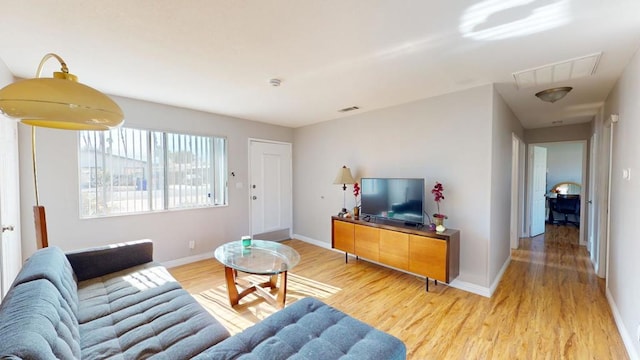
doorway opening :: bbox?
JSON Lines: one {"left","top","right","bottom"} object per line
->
{"left": 526, "top": 141, "right": 587, "bottom": 245}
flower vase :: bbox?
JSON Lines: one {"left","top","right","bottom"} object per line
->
{"left": 353, "top": 206, "right": 360, "bottom": 219}
{"left": 433, "top": 216, "right": 446, "bottom": 232}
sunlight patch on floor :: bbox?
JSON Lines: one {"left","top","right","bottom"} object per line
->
{"left": 192, "top": 272, "right": 342, "bottom": 335}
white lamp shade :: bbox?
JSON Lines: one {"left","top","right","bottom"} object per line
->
{"left": 333, "top": 166, "right": 355, "bottom": 185}
{"left": 0, "top": 77, "right": 124, "bottom": 130}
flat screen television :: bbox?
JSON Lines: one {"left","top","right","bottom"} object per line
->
{"left": 360, "top": 178, "right": 424, "bottom": 225}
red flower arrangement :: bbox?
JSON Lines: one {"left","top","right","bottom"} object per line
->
{"left": 353, "top": 182, "right": 360, "bottom": 206}
{"left": 431, "top": 182, "right": 447, "bottom": 219}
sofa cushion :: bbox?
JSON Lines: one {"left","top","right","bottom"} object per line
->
{"left": 11, "top": 246, "right": 79, "bottom": 318}
{"left": 78, "top": 262, "right": 230, "bottom": 359}
{"left": 0, "top": 279, "right": 81, "bottom": 359}
{"left": 196, "top": 297, "right": 406, "bottom": 360}
{"left": 66, "top": 239, "right": 154, "bottom": 281}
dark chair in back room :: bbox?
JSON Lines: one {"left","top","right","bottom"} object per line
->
{"left": 553, "top": 194, "right": 580, "bottom": 227}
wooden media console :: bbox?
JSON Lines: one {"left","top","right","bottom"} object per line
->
{"left": 331, "top": 216, "right": 460, "bottom": 290}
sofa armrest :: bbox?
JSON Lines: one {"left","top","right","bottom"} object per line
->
{"left": 65, "top": 239, "right": 154, "bottom": 281}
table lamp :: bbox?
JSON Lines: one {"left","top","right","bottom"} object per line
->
{"left": 333, "top": 165, "right": 355, "bottom": 216}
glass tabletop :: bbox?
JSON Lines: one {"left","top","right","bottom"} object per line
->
{"left": 214, "top": 240, "right": 300, "bottom": 275}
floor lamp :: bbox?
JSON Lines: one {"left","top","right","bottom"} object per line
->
{"left": 0, "top": 53, "right": 124, "bottom": 249}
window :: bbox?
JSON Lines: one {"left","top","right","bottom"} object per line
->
{"left": 79, "top": 127, "right": 227, "bottom": 218}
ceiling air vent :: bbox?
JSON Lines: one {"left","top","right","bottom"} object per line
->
{"left": 513, "top": 52, "right": 602, "bottom": 89}
{"left": 338, "top": 106, "right": 360, "bottom": 113}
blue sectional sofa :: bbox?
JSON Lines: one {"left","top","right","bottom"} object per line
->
{"left": 0, "top": 240, "right": 406, "bottom": 359}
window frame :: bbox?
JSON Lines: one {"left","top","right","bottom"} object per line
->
{"left": 78, "top": 126, "right": 228, "bottom": 219}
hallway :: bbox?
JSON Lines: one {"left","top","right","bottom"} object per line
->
{"left": 503, "top": 223, "right": 627, "bottom": 358}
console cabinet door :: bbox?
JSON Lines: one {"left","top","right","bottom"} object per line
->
{"left": 354, "top": 224, "right": 379, "bottom": 261}
{"left": 409, "top": 235, "right": 448, "bottom": 282}
{"left": 379, "top": 229, "right": 409, "bottom": 270}
{"left": 333, "top": 220, "right": 355, "bottom": 253}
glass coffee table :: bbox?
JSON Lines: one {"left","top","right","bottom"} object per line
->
{"left": 214, "top": 239, "right": 300, "bottom": 309}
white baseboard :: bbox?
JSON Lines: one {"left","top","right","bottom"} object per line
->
{"left": 606, "top": 287, "right": 639, "bottom": 360}
{"left": 162, "top": 252, "right": 213, "bottom": 269}
{"left": 448, "top": 278, "right": 491, "bottom": 297}
{"left": 162, "top": 236, "right": 331, "bottom": 270}
{"left": 292, "top": 234, "right": 332, "bottom": 250}
{"left": 450, "top": 256, "right": 510, "bottom": 298}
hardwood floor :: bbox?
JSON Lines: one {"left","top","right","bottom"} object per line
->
{"left": 169, "top": 225, "right": 627, "bottom": 359}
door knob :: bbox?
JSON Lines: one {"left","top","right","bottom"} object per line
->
{"left": 252, "top": 196, "right": 257, "bottom": 200}
{"left": 2, "top": 225, "right": 15, "bottom": 233}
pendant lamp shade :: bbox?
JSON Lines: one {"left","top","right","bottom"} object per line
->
{"left": 0, "top": 53, "right": 124, "bottom": 130}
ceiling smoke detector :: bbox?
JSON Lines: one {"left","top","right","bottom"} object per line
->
{"left": 269, "top": 78, "right": 282, "bottom": 87}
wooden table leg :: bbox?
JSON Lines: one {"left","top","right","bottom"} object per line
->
{"left": 276, "top": 271, "right": 288, "bottom": 308}
{"left": 224, "top": 266, "right": 240, "bottom": 306}
{"left": 224, "top": 268, "right": 289, "bottom": 309}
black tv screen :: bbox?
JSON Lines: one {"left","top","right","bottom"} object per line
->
{"left": 360, "top": 178, "right": 424, "bottom": 225}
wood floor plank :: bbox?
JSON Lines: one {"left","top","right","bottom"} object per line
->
{"left": 169, "top": 224, "right": 628, "bottom": 359}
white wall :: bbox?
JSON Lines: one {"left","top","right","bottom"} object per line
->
{"left": 18, "top": 96, "right": 293, "bottom": 262}
{"left": 602, "top": 47, "right": 640, "bottom": 359}
{"left": 540, "top": 142, "right": 583, "bottom": 192}
{"left": 524, "top": 123, "right": 592, "bottom": 144}
{"left": 489, "top": 86, "right": 524, "bottom": 289}
{"left": 0, "top": 58, "right": 11, "bottom": 84}
{"left": 293, "top": 84, "right": 496, "bottom": 289}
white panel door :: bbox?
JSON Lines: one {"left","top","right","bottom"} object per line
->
{"left": 530, "top": 146, "right": 547, "bottom": 237}
{"left": 0, "top": 116, "right": 22, "bottom": 298}
{"left": 250, "top": 140, "right": 292, "bottom": 236}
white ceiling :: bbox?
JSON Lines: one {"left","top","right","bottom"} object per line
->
{"left": 1, "top": 0, "right": 639, "bottom": 129}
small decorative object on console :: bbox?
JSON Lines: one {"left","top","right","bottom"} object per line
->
{"left": 432, "top": 181, "right": 447, "bottom": 231}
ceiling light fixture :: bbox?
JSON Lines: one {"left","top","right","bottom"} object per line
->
{"left": 0, "top": 53, "right": 124, "bottom": 249}
{"left": 535, "top": 87, "right": 572, "bottom": 103}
